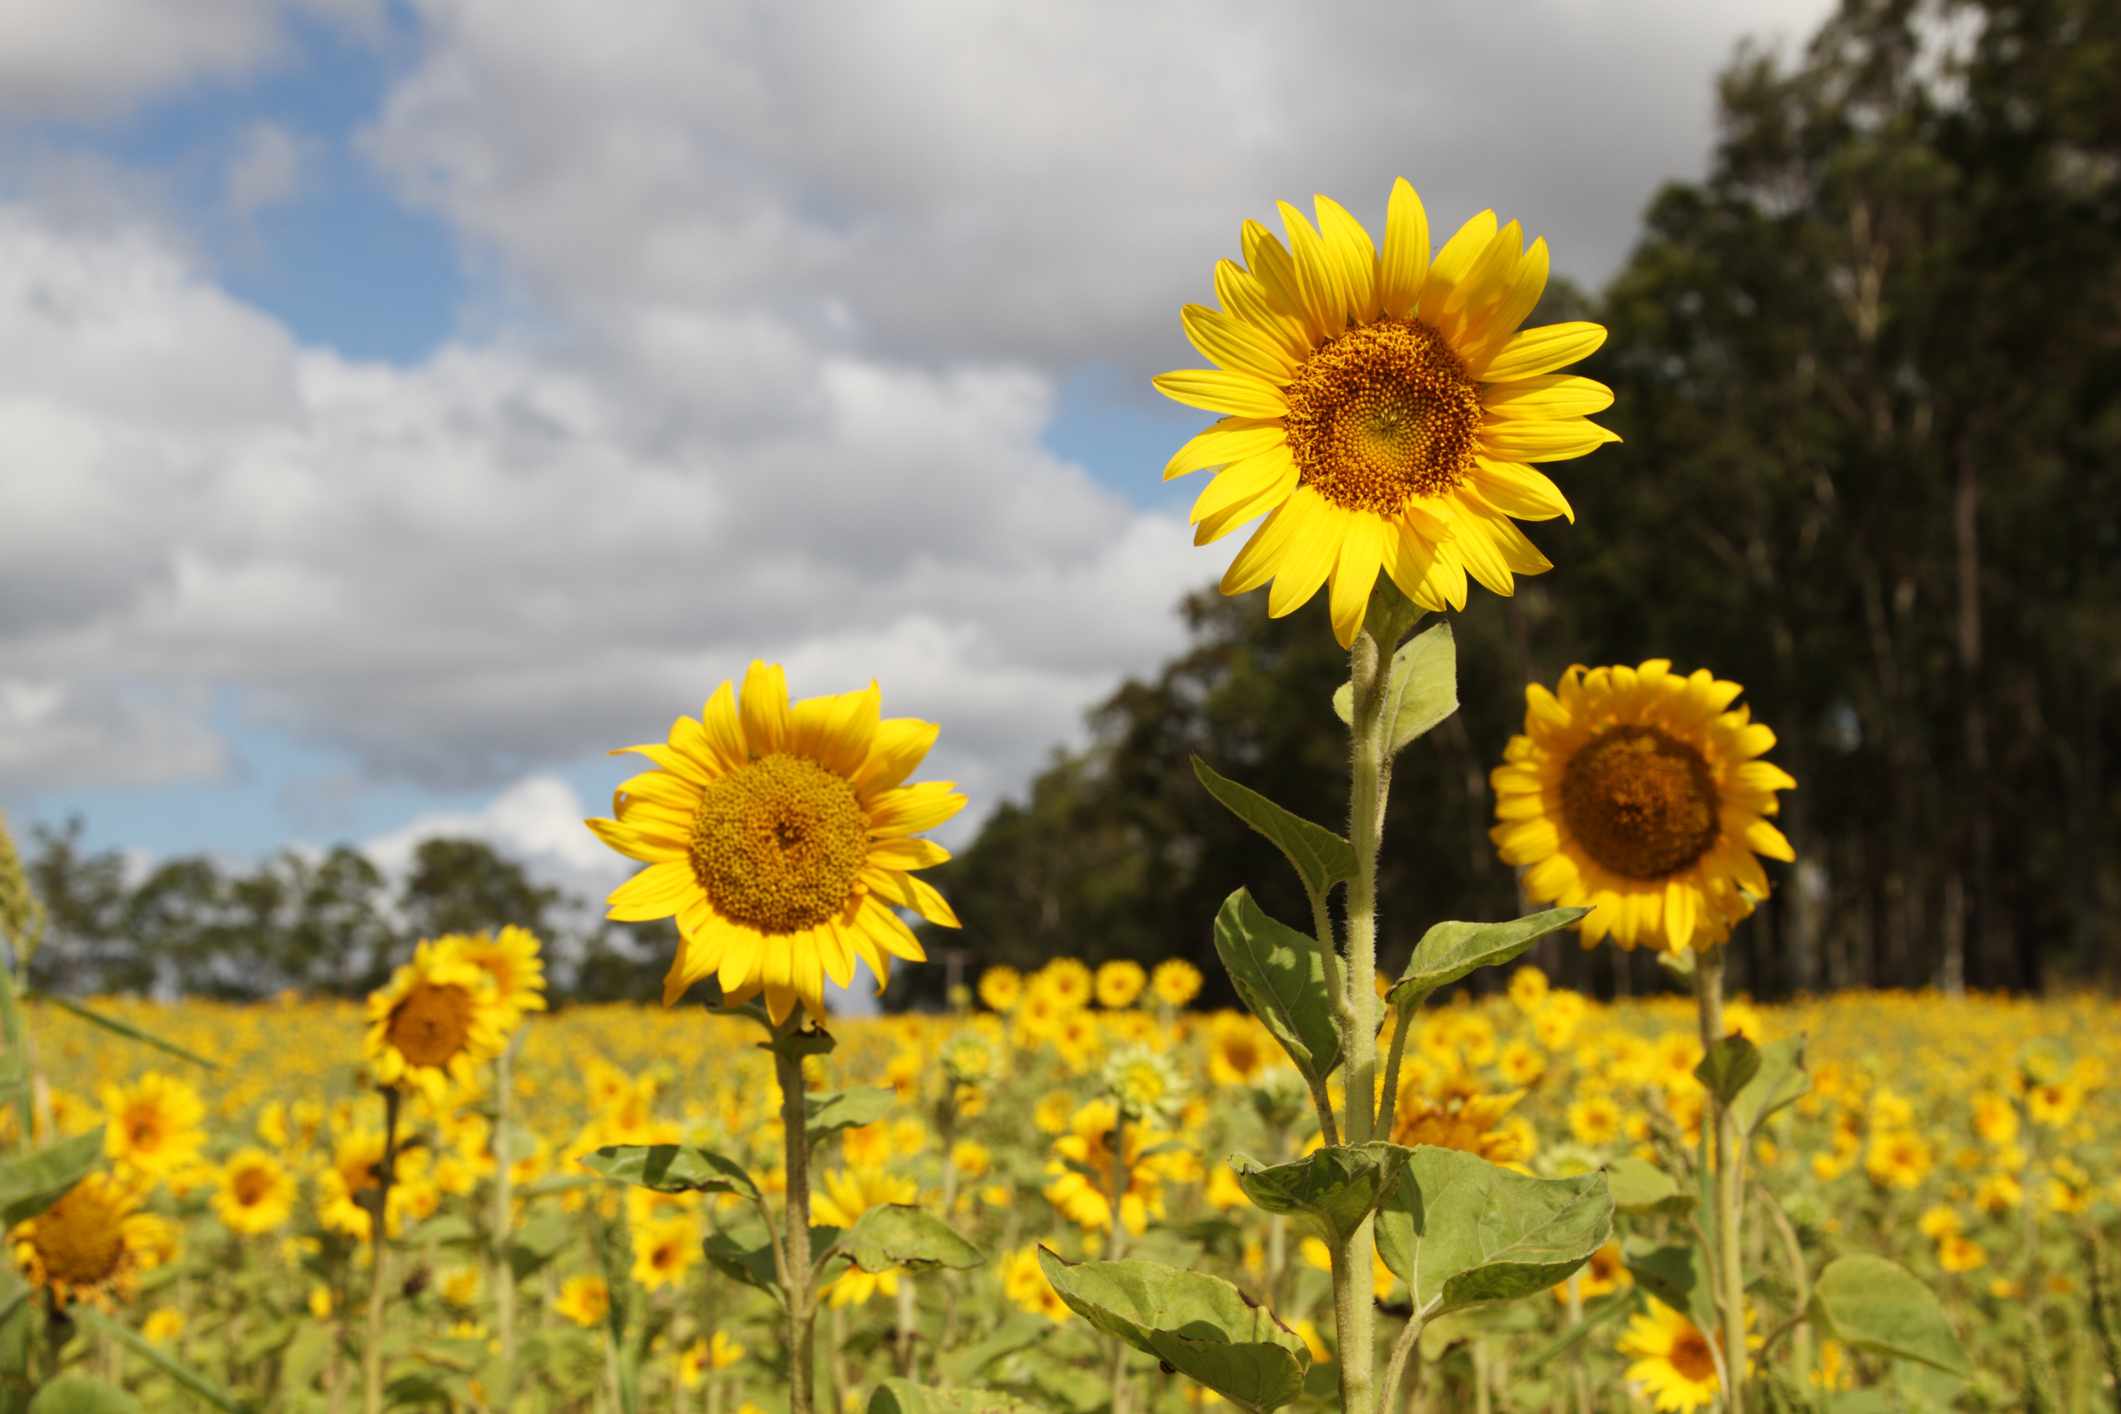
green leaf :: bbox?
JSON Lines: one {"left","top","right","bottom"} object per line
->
{"left": 1731, "top": 1035, "right": 1809, "bottom": 1135}
{"left": 581, "top": 1144, "right": 760, "bottom": 1201}
{"left": 936, "top": 1312, "right": 1050, "bottom": 1384}
{"left": 1693, "top": 1034, "right": 1761, "bottom": 1105}
{"left": 72, "top": 1306, "right": 246, "bottom": 1413}
{"left": 0, "top": 1127, "right": 104, "bottom": 1228}
{"left": 35, "top": 995, "right": 219, "bottom": 1070}
{"left": 1386, "top": 908, "right": 1587, "bottom": 1013}
{"left": 866, "top": 1379, "right": 1043, "bottom": 1414}
{"left": 1035, "top": 1248, "right": 1310, "bottom": 1411}
{"left": 835, "top": 1205, "right": 983, "bottom": 1274}
{"left": 27, "top": 1377, "right": 143, "bottom": 1414}
{"left": 1374, "top": 1146, "right": 1612, "bottom": 1315}
{"left": 1331, "top": 621, "right": 1458, "bottom": 754}
{"left": 1211, "top": 890, "right": 1342, "bottom": 1083}
{"left": 1625, "top": 1241, "right": 1715, "bottom": 1336}
{"left": 805, "top": 1088, "right": 898, "bottom": 1141}
{"left": 1229, "top": 1143, "right": 1409, "bottom": 1247}
{"left": 1809, "top": 1253, "right": 1969, "bottom": 1376}
{"left": 704, "top": 1222, "right": 839, "bottom": 1297}
{"left": 1602, "top": 1157, "right": 1692, "bottom": 1217}
{"left": 505, "top": 1211, "right": 574, "bottom": 1282}
{"left": 1192, "top": 758, "right": 1355, "bottom": 901}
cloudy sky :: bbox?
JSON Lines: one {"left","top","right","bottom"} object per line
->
{"left": 2, "top": 0, "right": 1833, "bottom": 896}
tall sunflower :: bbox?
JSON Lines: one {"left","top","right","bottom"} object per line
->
{"left": 1490, "top": 661, "right": 1796, "bottom": 953}
{"left": 586, "top": 661, "right": 966, "bottom": 1024}
{"left": 363, "top": 937, "right": 507, "bottom": 1100}
{"left": 1618, "top": 1298, "right": 1723, "bottom": 1414}
{"left": 12, "top": 1171, "right": 167, "bottom": 1308}
{"left": 1156, "top": 178, "right": 1617, "bottom": 648}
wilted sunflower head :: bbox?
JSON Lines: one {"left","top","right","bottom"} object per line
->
{"left": 1157, "top": 178, "right": 1617, "bottom": 648}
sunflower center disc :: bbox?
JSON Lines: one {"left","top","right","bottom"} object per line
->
{"left": 39, "top": 1187, "right": 126, "bottom": 1285}
{"left": 233, "top": 1166, "right": 274, "bottom": 1206}
{"left": 688, "top": 753, "right": 867, "bottom": 933}
{"left": 1560, "top": 726, "right": 1721, "bottom": 879}
{"left": 1669, "top": 1329, "right": 1718, "bottom": 1383}
{"left": 387, "top": 982, "right": 475, "bottom": 1067}
{"left": 1282, "top": 318, "right": 1481, "bottom": 515}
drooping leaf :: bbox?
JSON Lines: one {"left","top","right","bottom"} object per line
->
{"left": 1331, "top": 621, "right": 1458, "bottom": 754}
{"left": 1624, "top": 1241, "right": 1716, "bottom": 1336}
{"left": 1601, "top": 1157, "right": 1691, "bottom": 1217}
{"left": 1386, "top": 909, "right": 1587, "bottom": 1013}
{"left": 581, "top": 1144, "right": 760, "bottom": 1201}
{"left": 1229, "top": 1143, "right": 1409, "bottom": 1247}
{"left": 1693, "top": 1034, "right": 1761, "bottom": 1105}
{"left": 805, "top": 1088, "right": 898, "bottom": 1141}
{"left": 27, "top": 1376, "right": 143, "bottom": 1414}
{"left": 1730, "top": 1035, "right": 1809, "bottom": 1135}
{"left": 0, "top": 1127, "right": 104, "bottom": 1228}
{"left": 1192, "top": 757, "right": 1355, "bottom": 902}
{"left": 35, "top": 995, "right": 219, "bottom": 1070}
{"left": 866, "top": 1379, "right": 1043, "bottom": 1413}
{"left": 72, "top": 1307, "right": 246, "bottom": 1413}
{"left": 1374, "top": 1146, "right": 1612, "bottom": 1314}
{"left": 1211, "top": 890, "right": 1342, "bottom": 1083}
{"left": 1035, "top": 1248, "right": 1310, "bottom": 1410}
{"left": 1809, "top": 1253, "right": 1969, "bottom": 1376}
{"left": 836, "top": 1205, "right": 983, "bottom": 1274}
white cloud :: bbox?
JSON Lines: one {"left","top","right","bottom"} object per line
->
{"left": 361, "top": 775, "right": 618, "bottom": 889}
{"left": 225, "top": 122, "right": 315, "bottom": 218}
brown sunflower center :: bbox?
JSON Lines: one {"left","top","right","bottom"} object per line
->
{"left": 1282, "top": 318, "right": 1481, "bottom": 515}
{"left": 688, "top": 753, "right": 868, "bottom": 933}
{"left": 387, "top": 982, "right": 475, "bottom": 1067}
{"left": 1560, "top": 726, "right": 1720, "bottom": 879}
{"left": 125, "top": 1110, "right": 161, "bottom": 1150}
{"left": 1669, "top": 1328, "right": 1718, "bottom": 1383}
{"left": 35, "top": 1187, "right": 127, "bottom": 1287}
{"left": 232, "top": 1165, "right": 274, "bottom": 1206}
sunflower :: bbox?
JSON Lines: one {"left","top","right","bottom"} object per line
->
{"left": 12, "top": 1171, "right": 167, "bottom": 1308}
{"left": 1490, "top": 661, "right": 1796, "bottom": 953}
{"left": 586, "top": 662, "right": 965, "bottom": 1024}
{"left": 554, "top": 1274, "right": 610, "bottom": 1328}
{"left": 629, "top": 1211, "right": 702, "bottom": 1292}
{"left": 364, "top": 937, "right": 507, "bottom": 1099}
{"left": 1000, "top": 1245, "right": 1072, "bottom": 1324}
{"left": 101, "top": 1072, "right": 207, "bottom": 1181}
{"left": 1148, "top": 959, "right": 1202, "bottom": 1009}
{"left": 213, "top": 1147, "right": 296, "bottom": 1237}
{"left": 976, "top": 966, "right": 1023, "bottom": 1013}
{"left": 1093, "top": 959, "right": 1146, "bottom": 1010}
{"left": 1618, "top": 1298, "right": 1722, "bottom": 1414}
{"left": 458, "top": 925, "right": 548, "bottom": 1029}
{"left": 1155, "top": 178, "right": 1617, "bottom": 648}
{"left": 811, "top": 1166, "right": 919, "bottom": 1307}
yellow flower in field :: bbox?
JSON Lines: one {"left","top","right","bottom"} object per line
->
{"left": 308, "top": 1285, "right": 334, "bottom": 1320}
{"left": 1156, "top": 179, "right": 1616, "bottom": 646}
{"left": 554, "top": 1275, "right": 610, "bottom": 1328}
{"left": 1971, "top": 1090, "right": 2019, "bottom": 1146}
{"left": 1034, "top": 959, "right": 1093, "bottom": 1013}
{"left": 458, "top": 925, "right": 548, "bottom": 1028}
{"left": 1043, "top": 1099, "right": 1180, "bottom": 1236}
{"left": 630, "top": 1211, "right": 702, "bottom": 1292}
{"left": 213, "top": 1148, "right": 296, "bottom": 1237}
{"left": 1001, "top": 1246, "right": 1070, "bottom": 1325}
{"left": 976, "top": 966, "right": 1023, "bottom": 1013}
{"left": 1388, "top": 1085, "right": 1527, "bottom": 1164}
{"left": 364, "top": 936, "right": 507, "bottom": 1099}
{"left": 1492, "top": 662, "right": 1795, "bottom": 952}
{"left": 587, "top": 662, "right": 966, "bottom": 1023}
{"left": 1507, "top": 964, "right": 1548, "bottom": 1014}
{"left": 678, "top": 1331, "right": 745, "bottom": 1388}
{"left": 1865, "top": 1130, "right": 1934, "bottom": 1191}
{"left": 1533, "top": 992, "right": 1585, "bottom": 1050}
{"left": 1551, "top": 1240, "right": 1630, "bottom": 1303}
{"left": 1568, "top": 1094, "right": 1622, "bottom": 1147}
{"left": 1937, "top": 1233, "right": 1987, "bottom": 1273}
{"left": 812, "top": 1166, "right": 919, "bottom": 1307}
{"left": 439, "top": 1266, "right": 481, "bottom": 1309}
{"left": 1094, "top": 959, "right": 1146, "bottom": 1010}
{"left": 1033, "top": 1091, "right": 1076, "bottom": 1135}
{"left": 101, "top": 1072, "right": 207, "bottom": 1180}
{"left": 142, "top": 1307, "right": 185, "bottom": 1345}
{"left": 1916, "top": 1205, "right": 1962, "bottom": 1240}
{"left": 2025, "top": 1081, "right": 2082, "bottom": 1128}
{"left": 1292, "top": 1319, "right": 1332, "bottom": 1364}
{"left": 10, "top": 1171, "right": 165, "bottom": 1309}
{"left": 1149, "top": 959, "right": 1202, "bottom": 1009}
{"left": 1498, "top": 1040, "right": 1545, "bottom": 1088}
{"left": 1206, "top": 1014, "right": 1271, "bottom": 1088}
{"left": 1618, "top": 1299, "right": 1722, "bottom": 1414}
{"left": 317, "top": 1129, "right": 418, "bottom": 1241}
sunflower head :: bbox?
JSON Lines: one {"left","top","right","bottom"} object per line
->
{"left": 1491, "top": 662, "right": 1796, "bottom": 953}
{"left": 364, "top": 936, "right": 508, "bottom": 1099}
{"left": 213, "top": 1147, "right": 296, "bottom": 1237}
{"left": 12, "top": 1170, "right": 164, "bottom": 1308}
{"left": 1156, "top": 179, "right": 1618, "bottom": 648}
{"left": 101, "top": 1072, "right": 207, "bottom": 1180}
{"left": 586, "top": 662, "right": 965, "bottom": 1025}
{"left": 1618, "top": 1298, "right": 1721, "bottom": 1413}
{"left": 458, "top": 925, "right": 548, "bottom": 1027}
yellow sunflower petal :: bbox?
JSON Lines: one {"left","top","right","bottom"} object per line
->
{"left": 1189, "top": 447, "right": 1299, "bottom": 527}
{"left": 606, "top": 860, "right": 697, "bottom": 922}
{"left": 1416, "top": 208, "right": 1498, "bottom": 325}
{"left": 1265, "top": 497, "right": 1343, "bottom": 618}
{"left": 1162, "top": 416, "right": 1287, "bottom": 482}
{"left": 867, "top": 782, "right": 968, "bottom": 837}
{"left": 700, "top": 679, "right": 748, "bottom": 768}
{"left": 738, "top": 661, "right": 788, "bottom": 758}
{"left": 584, "top": 816, "right": 685, "bottom": 864}
{"left": 1459, "top": 236, "right": 1551, "bottom": 366}
{"left": 1314, "top": 193, "right": 1379, "bottom": 323}
{"left": 1475, "top": 322, "right": 1608, "bottom": 383}
{"left": 1479, "top": 417, "right": 1621, "bottom": 464}
{"left": 1745, "top": 819, "right": 1796, "bottom": 862}
{"left": 853, "top": 718, "right": 940, "bottom": 798}
{"left": 867, "top": 837, "right": 950, "bottom": 872}
{"left": 1151, "top": 368, "right": 1289, "bottom": 418}
{"left": 1378, "top": 177, "right": 1430, "bottom": 320}
{"left": 1214, "top": 260, "right": 1313, "bottom": 363}
{"left": 1442, "top": 219, "right": 1523, "bottom": 322}
{"left": 1278, "top": 200, "right": 1349, "bottom": 336}
{"left": 1219, "top": 491, "right": 1310, "bottom": 596}
{"left": 1193, "top": 453, "right": 1301, "bottom": 545}
{"left": 1181, "top": 304, "right": 1299, "bottom": 383}
{"left": 787, "top": 683, "right": 880, "bottom": 778}
{"left": 1479, "top": 374, "right": 1615, "bottom": 421}
{"left": 1665, "top": 880, "right": 1699, "bottom": 952}
{"left": 1241, "top": 219, "right": 1322, "bottom": 343}
{"left": 1468, "top": 457, "right": 1574, "bottom": 524}
{"left": 1327, "top": 512, "right": 1386, "bottom": 649}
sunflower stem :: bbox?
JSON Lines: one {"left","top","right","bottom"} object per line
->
{"left": 770, "top": 1025, "right": 817, "bottom": 1414}
{"left": 491, "top": 1031, "right": 519, "bottom": 1408}
{"left": 1334, "top": 623, "right": 1389, "bottom": 1414}
{"left": 1692, "top": 946, "right": 1747, "bottom": 1414}
{"left": 362, "top": 1085, "right": 401, "bottom": 1414}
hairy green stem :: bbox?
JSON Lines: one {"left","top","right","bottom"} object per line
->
{"left": 491, "top": 1033, "right": 519, "bottom": 1406}
{"left": 1106, "top": 1107, "right": 1132, "bottom": 1414}
{"left": 772, "top": 1031, "right": 817, "bottom": 1414}
{"left": 363, "top": 1086, "right": 401, "bottom": 1414}
{"left": 1692, "top": 947, "right": 1747, "bottom": 1413}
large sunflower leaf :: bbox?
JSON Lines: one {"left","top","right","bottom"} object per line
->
{"left": 0, "top": 1126, "right": 105, "bottom": 1228}
{"left": 1229, "top": 1143, "right": 1409, "bottom": 1247}
{"left": 805, "top": 1088, "right": 898, "bottom": 1142}
{"left": 1211, "top": 890, "right": 1342, "bottom": 1083}
{"left": 836, "top": 1205, "right": 983, "bottom": 1274}
{"left": 866, "top": 1379, "right": 1043, "bottom": 1413}
{"left": 1386, "top": 908, "right": 1587, "bottom": 1013}
{"left": 581, "top": 1144, "right": 760, "bottom": 1202}
{"left": 1601, "top": 1157, "right": 1692, "bottom": 1218}
{"left": 1693, "top": 1034, "right": 1761, "bottom": 1105}
{"left": 1192, "top": 758, "right": 1354, "bottom": 901}
{"left": 1035, "top": 1249, "right": 1310, "bottom": 1411}
{"left": 1730, "top": 1035, "right": 1809, "bottom": 1136}
{"left": 1375, "top": 1147, "right": 1612, "bottom": 1315}
{"left": 1809, "top": 1253, "right": 1969, "bottom": 1376}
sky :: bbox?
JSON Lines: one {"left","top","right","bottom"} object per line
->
{"left": 1, "top": 0, "right": 1836, "bottom": 903}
